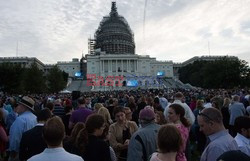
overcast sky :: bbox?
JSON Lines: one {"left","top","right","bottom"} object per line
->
{"left": 0, "top": 0, "right": 250, "bottom": 64}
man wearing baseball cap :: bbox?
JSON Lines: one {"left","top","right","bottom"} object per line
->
{"left": 8, "top": 96, "right": 37, "bottom": 161}
{"left": 127, "top": 108, "right": 160, "bottom": 161}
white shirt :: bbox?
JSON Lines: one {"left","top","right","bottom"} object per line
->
{"left": 164, "top": 100, "right": 195, "bottom": 125}
{"left": 234, "top": 133, "right": 250, "bottom": 156}
{"left": 204, "top": 102, "right": 212, "bottom": 108}
{"left": 28, "top": 147, "right": 84, "bottom": 161}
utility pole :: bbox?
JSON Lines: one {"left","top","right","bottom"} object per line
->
{"left": 16, "top": 40, "right": 19, "bottom": 57}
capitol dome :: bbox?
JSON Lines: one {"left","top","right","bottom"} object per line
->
{"left": 94, "top": 2, "right": 135, "bottom": 54}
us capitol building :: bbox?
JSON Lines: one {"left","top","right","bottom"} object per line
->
{"left": 86, "top": 2, "right": 173, "bottom": 90}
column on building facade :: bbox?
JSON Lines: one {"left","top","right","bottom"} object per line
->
{"left": 116, "top": 59, "right": 118, "bottom": 73}
{"left": 108, "top": 60, "right": 111, "bottom": 72}
{"left": 99, "top": 60, "right": 101, "bottom": 74}
{"left": 121, "top": 59, "right": 124, "bottom": 75}
{"left": 102, "top": 60, "right": 104, "bottom": 72}
{"left": 111, "top": 60, "right": 113, "bottom": 73}
{"left": 136, "top": 60, "right": 139, "bottom": 72}
{"left": 128, "top": 59, "right": 130, "bottom": 72}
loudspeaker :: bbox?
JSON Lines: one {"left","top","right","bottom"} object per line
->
{"left": 72, "top": 91, "right": 80, "bottom": 100}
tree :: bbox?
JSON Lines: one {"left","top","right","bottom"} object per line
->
{"left": 0, "top": 63, "right": 25, "bottom": 94}
{"left": 22, "top": 63, "right": 46, "bottom": 93}
{"left": 178, "top": 57, "right": 250, "bottom": 89}
{"left": 47, "top": 66, "right": 67, "bottom": 93}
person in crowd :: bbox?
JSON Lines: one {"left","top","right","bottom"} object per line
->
{"left": 27, "top": 116, "right": 83, "bottom": 161}
{"left": 19, "top": 108, "right": 52, "bottom": 160}
{"left": 137, "top": 96, "right": 147, "bottom": 112}
{"left": 94, "top": 103, "right": 104, "bottom": 113}
{"left": 0, "top": 101, "right": 8, "bottom": 125}
{"left": 4, "top": 97, "right": 15, "bottom": 113}
{"left": 109, "top": 106, "right": 138, "bottom": 161}
{"left": 221, "top": 98, "right": 231, "bottom": 129}
{"left": 6, "top": 102, "right": 18, "bottom": 132}
{"left": 155, "top": 111, "right": 167, "bottom": 125}
{"left": 229, "top": 95, "right": 246, "bottom": 137}
{"left": 53, "top": 99, "right": 65, "bottom": 118}
{"left": 198, "top": 108, "right": 238, "bottom": 161}
{"left": 0, "top": 109, "right": 8, "bottom": 159}
{"left": 107, "top": 98, "right": 116, "bottom": 121}
{"left": 69, "top": 97, "right": 92, "bottom": 129}
{"left": 123, "top": 107, "right": 132, "bottom": 121}
{"left": 125, "top": 96, "right": 137, "bottom": 113}
{"left": 203, "top": 96, "right": 212, "bottom": 108}
{"left": 211, "top": 96, "right": 223, "bottom": 110}
{"left": 146, "top": 97, "right": 154, "bottom": 107}
{"left": 9, "top": 96, "right": 37, "bottom": 161}
{"left": 85, "top": 96, "right": 92, "bottom": 110}
{"left": 158, "top": 93, "right": 168, "bottom": 110}
{"left": 234, "top": 116, "right": 250, "bottom": 156}
{"left": 62, "top": 105, "right": 73, "bottom": 136}
{"left": 189, "top": 96, "right": 197, "bottom": 111}
{"left": 45, "top": 102, "right": 54, "bottom": 116}
{"left": 164, "top": 92, "right": 195, "bottom": 125}
{"left": 192, "top": 100, "right": 206, "bottom": 154}
{"left": 100, "top": 124, "right": 117, "bottom": 161}
{"left": 150, "top": 124, "right": 183, "bottom": 161}
{"left": 216, "top": 150, "right": 250, "bottom": 161}
{"left": 64, "top": 122, "right": 85, "bottom": 155}
{"left": 125, "top": 96, "right": 138, "bottom": 123}
{"left": 168, "top": 104, "right": 191, "bottom": 161}
{"left": 97, "top": 106, "right": 113, "bottom": 125}
{"left": 127, "top": 108, "right": 160, "bottom": 161}
{"left": 153, "top": 97, "right": 163, "bottom": 112}
{"left": 246, "top": 96, "right": 250, "bottom": 115}
{"left": 76, "top": 114, "right": 112, "bottom": 161}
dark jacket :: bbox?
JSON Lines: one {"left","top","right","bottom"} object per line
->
{"left": 19, "top": 125, "right": 47, "bottom": 160}
{"left": 84, "top": 134, "right": 111, "bottom": 161}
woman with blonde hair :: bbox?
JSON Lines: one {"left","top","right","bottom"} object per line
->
{"left": 97, "top": 107, "right": 113, "bottom": 125}
{"left": 94, "top": 103, "right": 104, "bottom": 113}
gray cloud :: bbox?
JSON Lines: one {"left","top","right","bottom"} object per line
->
{"left": 196, "top": 27, "right": 213, "bottom": 39}
{"left": 0, "top": 0, "right": 250, "bottom": 64}
{"left": 240, "top": 20, "right": 250, "bottom": 36}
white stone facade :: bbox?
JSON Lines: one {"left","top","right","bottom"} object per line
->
{"left": 0, "top": 57, "right": 44, "bottom": 70}
{"left": 57, "top": 58, "right": 80, "bottom": 78}
{"left": 86, "top": 54, "right": 173, "bottom": 90}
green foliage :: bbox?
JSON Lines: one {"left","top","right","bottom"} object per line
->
{"left": 47, "top": 66, "right": 67, "bottom": 93}
{"left": 179, "top": 57, "right": 250, "bottom": 89}
{"left": 0, "top": 63, "right": 25, "bottom": 94}
{"left": 22, "top": 63, "right": 47, "bottom": 93}
{"left": 0, "top": 63, "right": 68, "bottom": 94}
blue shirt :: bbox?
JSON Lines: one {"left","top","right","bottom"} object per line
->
{"left": 234, "top": 133, "right": 250, "bottom": 156}
{"left": 6, "top": 111, "right": 17, "bottom": 130}
{"left": 28, "top": 147, "right": 84, "bottom": 161}
{"left": 229, "top": 102, "right": 246, "bottom": 125}
{"left": 9, "top": 111, "right": 37, "bottom": 152}
{"left": 201, "top": 130, "right": 239, "bottom": 161}
{"left": 159, "top": 97, "right": 168, "bottom": 109}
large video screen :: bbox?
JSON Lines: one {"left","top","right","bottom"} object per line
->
{"left": 157, "top": 71, "right": 165, "bottom": 76}
{"left": 126, "top": 80, "right": 138, "bottom": 87}
{"left": 75, "top": 72, "right": 82, "bottom": 77}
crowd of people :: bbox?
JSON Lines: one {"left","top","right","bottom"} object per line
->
{"left": 0, "top": 88, "right": 250, "bottom": 161}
